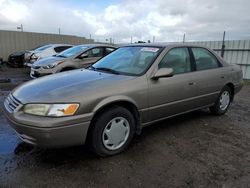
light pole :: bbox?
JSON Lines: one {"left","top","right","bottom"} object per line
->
{"left": 183, "top": 33, "right": 186, "bottom": 43}
{"left": 221, "top": 31, "right": 226, "bottom": 58}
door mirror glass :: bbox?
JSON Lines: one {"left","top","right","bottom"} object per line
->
{"left": 79, "top": 53, "right": 88, "bottom": 59}
{"left": 152, "top": 68, "right": 174, "bottom": 79}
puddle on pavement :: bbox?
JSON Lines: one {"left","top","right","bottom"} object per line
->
{"left": 0, "top": 117, "right": 20, "bottom": 155}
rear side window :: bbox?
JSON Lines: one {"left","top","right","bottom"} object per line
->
{"left": 54, "top": 46, "right": 72, "bottom": 53}
{"left": 158, "top": 47, "right": 191, "bottom": 74}
{"left": 192, "top": 48, "right": 219, "bottom": 71}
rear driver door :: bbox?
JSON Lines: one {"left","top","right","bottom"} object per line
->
{"left": 189, "top": 47, "right": 226, "bottom": 106}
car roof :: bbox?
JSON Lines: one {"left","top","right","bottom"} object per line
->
{"left": 121, "top": 42, "right": 226, "bottom": 65}
{"left": 76, "top": 43, "right": 116, "bottom": 48}
{"left": 46, "top": 44, "right": 74, "bottom": 47}
{"left": 121, "top": 43, "right": 207, "bottom": 49}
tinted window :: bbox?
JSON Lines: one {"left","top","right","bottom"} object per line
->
{"left": 192, "top": 48, "right": 219, "bottom": 71}
{"left": 54, "top": 46, "right": 72, "bottom": 53}
{"left": 158, "top": 48, "right": 191, "bottom": 74}
{"left": 105, "top": 47, "right": 115, "bottom": 55}
{"left": 86, "top": 48, "right": 103, "bottom": 57}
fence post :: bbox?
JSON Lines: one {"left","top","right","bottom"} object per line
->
{"left": 221, "top": 31, "right": 226, "bottom": 58}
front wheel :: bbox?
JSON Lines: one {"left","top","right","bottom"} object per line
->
{"left": 90, "top": 106, "right": 135, "bottom": 157}
{"left": 210, "top": 86, "right": 233, "bottom": 115}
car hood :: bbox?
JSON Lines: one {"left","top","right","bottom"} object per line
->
{"left": 12, "top": 69, "right": 134, "bottom": 104}
{"left": 33, "top": 56, "right": 66, "bottom": 67}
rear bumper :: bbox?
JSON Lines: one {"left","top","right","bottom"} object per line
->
{"left": 24, "top": 62, "right": 33, "bottom": 67}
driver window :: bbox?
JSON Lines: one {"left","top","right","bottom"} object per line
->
{"left": 87, "top": 48, "right": 103, "bottom": 58}
{"left": 158, "top": 48, "right": 191, "bottom": 74}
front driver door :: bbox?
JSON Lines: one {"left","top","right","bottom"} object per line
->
{"left": 77, "top": 47, "right": 104, "bottom": 68}
{"left": 147, "top": 47, "right": 198, "bottom": 123}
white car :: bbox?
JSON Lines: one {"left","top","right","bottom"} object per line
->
{"left": 24, "top": 44, "right": 73, "bottom": 67}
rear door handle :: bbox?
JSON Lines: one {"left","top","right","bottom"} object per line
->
{"left": 220, "top": 76, "right": 225, "bottom": 79}
{"left": 188, "top": 82, "right": 195, "bottom": 85}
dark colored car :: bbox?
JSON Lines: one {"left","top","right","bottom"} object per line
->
{"left": 7, "top": 51, "right": 26, "bottom": 68}
{"left": 7, "top": 44, "right": 73, "bottom": 68}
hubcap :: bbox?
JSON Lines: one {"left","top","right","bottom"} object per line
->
{"left": 102, "top": 117, "right": 130, "bottom": 150}
{"left": 219, "top": 91, "right": 230, "bottom": 111}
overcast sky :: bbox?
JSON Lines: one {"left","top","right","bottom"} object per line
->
{"left": 0, "top": 0, "right": 250, "bottom": 43}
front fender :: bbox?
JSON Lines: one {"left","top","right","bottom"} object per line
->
{"left": 93, "top": 95, "right": 138, "bottom": 113}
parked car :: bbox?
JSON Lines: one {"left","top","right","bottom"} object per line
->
{"left": 7, "top": 44, "right": 73, "bottom": 68}
{"left": 30, "top": 44, "right": 116, "bottom": 78}
{"left": 3, "top": 44, "right": 243, "bottom": 156}
{"left": 7, "top": 51, "right": 27, "bottom": 68}
{"left": 25, "top": 44, "right": 73, "bottom": 67}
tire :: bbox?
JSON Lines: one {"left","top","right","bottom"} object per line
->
{"left": 90, "top": 106, "right": 135, "bottom": 157}
{"left": 210, "top": 86, "right": 233, "bottom": 115}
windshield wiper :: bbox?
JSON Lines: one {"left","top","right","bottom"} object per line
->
{"left": 56, "top": 55, "right": 66, "bottom": 58}
{"left": 88, "top": 65, "right": 96, "bottom": 70}
{"left": 95, "top": 67, "right": 120, "bottom": 75}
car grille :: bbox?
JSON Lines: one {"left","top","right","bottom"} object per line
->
{"left": 31, "top": 70, "right": 40, "bottom": 78}
{"left": 4, "top": 94, "right": 22, "bottom": 113}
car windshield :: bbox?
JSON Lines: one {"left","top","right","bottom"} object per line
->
{"left": 92, "top": 46, "right": 162, "bottom": 76}
{"left": 34, "top": 45, "right": 53, "bottom": 52}
{"left": 56, "top": 45, "right": 88, "bottom": 58}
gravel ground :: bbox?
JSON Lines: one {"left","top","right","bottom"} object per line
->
{"left": 0, "top": 66, "right": 250, "bottom": 188}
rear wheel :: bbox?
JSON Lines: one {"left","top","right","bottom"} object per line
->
{"left": 90, "top": 106, "right": 135, "bottom": 157}
{"left": 210, "top": 86, "right": 233, "bottom": 115}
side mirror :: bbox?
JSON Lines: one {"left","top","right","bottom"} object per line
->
{"left": 78, "top": 53, "right": 88, "bottom": 59}
{"left": 152, "top": 68, "right": 174, "bottom": 80}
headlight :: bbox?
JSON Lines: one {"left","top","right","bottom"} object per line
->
{"left": 23, "top": 104, "right": 79, "bottom": 117}
{"left": 31, "top": 53, "right": 39, "bottom": 59}
{"left": 43, "top": 62, "right": 63, "bottom": 69}
{"left": 43, "top": 64, "right": 55, "bottom": 69}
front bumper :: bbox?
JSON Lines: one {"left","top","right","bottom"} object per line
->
{"left": 5, "top": 116, "right": 90, "bottom": 148}
{"left": 3, "top": 106, "right": 92, "bottom": 148}
{"left": 30, "top": 67, "right": 53, "bottom": 78}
